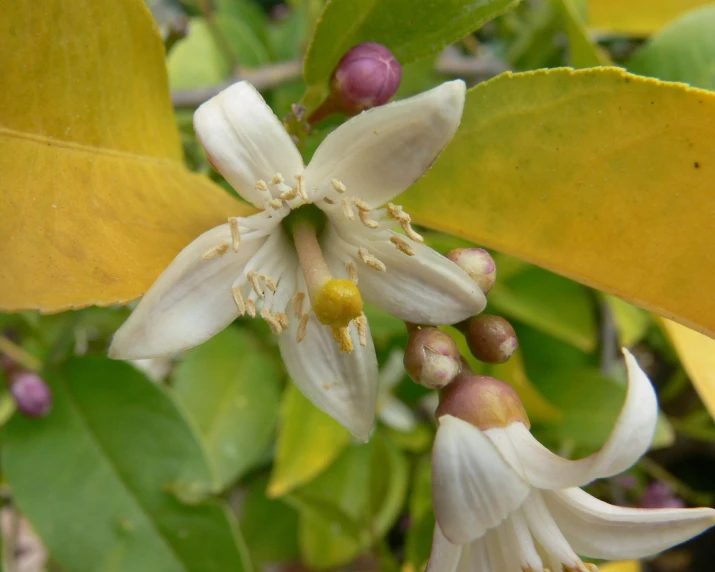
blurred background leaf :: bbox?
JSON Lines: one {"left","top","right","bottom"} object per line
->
{"left": 173, "top": 326, "right": 282, "bottom": 489}
{"left": 3, "top": 357, "right": 251, "bottom": 572}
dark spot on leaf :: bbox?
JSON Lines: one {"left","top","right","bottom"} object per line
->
{"left": 694, "top": 162, "right": 701, "bottom": 169}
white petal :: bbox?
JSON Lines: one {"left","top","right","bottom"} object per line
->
{"left": 109, "top": 225, "right": 267, "bottom": 359}
{"left": 432, "top": 415, "right": 531, "bottom": 545}
{"left": 426, "top": 525, "right": 462, "bottom": 572}
{"left": 325, "top": 226, "right": 485, "bottom": 325}
{"left": 459, "top": 537, "right": 496, "bottom": 572}
{"left": 522, "top": 490, "right": 583, "bottom": 570}
{"left": 486, "top": 351, "right": 657, "bottom": 489}
{"left": 546, "top": 488, "right": 715, "bottom": 560}
{"left": 278, "top": 309, "right": 378, "bottom": 441}
{"left": 378, "top": 396, "right": 417, "bottom": 432}
{"left": 303, "top": 81, "right": 465, "bottom": 205}
{"left": 194, "top": 82, "right": 304, "bottom": 207}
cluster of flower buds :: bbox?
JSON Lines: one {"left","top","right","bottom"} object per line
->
{"left": 309, "top": 42, "right": 402, "bottom": 123}
{"left": 404, "top": 246, "right": 519, "bottom": 393}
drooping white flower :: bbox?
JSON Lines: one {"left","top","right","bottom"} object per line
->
{"left": 428, "top": 350, "right": 715, "bottom": 571}
{"left": 109, "top": 81, "right": 485, "bottom": 440}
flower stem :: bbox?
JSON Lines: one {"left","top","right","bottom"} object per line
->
{"left": 0, "top": 335, "right": 42, "bottom": 373}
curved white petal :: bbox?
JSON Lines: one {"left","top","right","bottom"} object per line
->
{"left": 278, "top": 308, "right": 378, "bottom": 441}
{"left": 545, "top": 488, "right": 715, "bottom": 560}
{"left": 426, "top": 525, "right": 462, "bottom": 572}
{"left": 432, "top": 415, "right": 531, "bottom": 545}
{"left": 304, "top": 81, "right": 466, "bottom": 205}
{"left": 109, "top": 225, "right": 267, "bottom": 359}
{"left": 486, "top": 351, "right": 657, "bottom": 489}
{"left": 325, "top": 226, "right": 485, "bottom": 325}
{"left": 194, "top": 82, "right": 304, "bottom": 207}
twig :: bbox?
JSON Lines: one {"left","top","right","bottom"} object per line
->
{"left": 172, "top": 60, "right": 303, "bottom": 107}
{"left": 0, "top": 336, "right": 41, "bottom": 372}
{"left": 171, "top": 50, "right": 510, "bottom": 108}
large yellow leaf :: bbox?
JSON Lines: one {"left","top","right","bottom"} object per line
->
{"left": 403, "top": 68, "right": 715, "bottom": 338}
{"left": 661, "top": 319, "right": 715, "bottom": 419}
{"left": 588, "top": 0, "right": 712, "bottom": 35}
{"left": 0, "top": 0, "right": 245, "bottom": 312}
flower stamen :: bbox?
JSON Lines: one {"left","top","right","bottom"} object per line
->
{"left": 331, "top": 326, "right": 353, "bottom": 353}
{"left": 341, "top": 197, "right": 355, "bottom": 220}
{"left": 355, "top": 314, "right": 368, "bottom": 346}
{"left": 245, "top": 299, "right": 256, "bottom": 317}
{"left": 346, "top": 262, "right": 358, "bottom": 283}
{"left": 231, "top": 286, "right": 246, "bottom": 315}
{"left": 261, "top": 307, "right": 284, "bottom": 334}
{"left": 296, "top": 313, "right": 309, "bottom": 342}
{"left": 202, "top": 242, "right": 229, "bottom": 260}
{"left": 331, "top": 179, "right": 347, "bottom": 193}
{"left": 390, "top": 234, "right": 415, "bottom": 256}
{"left": 358, "top": 247, "right": 386, "bottom": 271}
{"left": 247, "top": 271, "right": 264, "bottom": 298}
{"left": 228, "top": 218, "right": 241, "bottom": 252}
{"left": 292, "top": 292, "right": 305, "bottom": 318}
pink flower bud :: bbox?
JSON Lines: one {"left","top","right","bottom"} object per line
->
{"left": 436, "top": 373, "right": 529, "bottom": 430}
{"left": 330, "top": 42, "right": 401, "bottom": 115}
{"left": 10, "top": 372, "right": 52, "bottom": 418}
{"left": 404, "top": 327, "right": 461, "bottom": 389}
{"left": 446, "top": 248, "right": 496, "bottom": 293}
{"left": 462, "top": 314, "right": 518, "bottom": 364}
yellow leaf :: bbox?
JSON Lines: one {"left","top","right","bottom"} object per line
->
{"left": 661, "top": 319, "right": 715, "bottom": 419}
{"left": 588, "top": 0, "right": 712, "bottom": 35}
{"left": 268, "top": 385, "right": 351, "bottom": 498}
{"left": 0, "top": 0, "right": 247, "bottom": 312}
{"left": 599, "top": 561, "right": 641, "bottom": 572}
{"left": 403, "top": 68, "right": 715, "bottom": 339}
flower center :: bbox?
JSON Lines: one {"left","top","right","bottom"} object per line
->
{"left": 289, "top": 209, "right": 365, "bottom": 352}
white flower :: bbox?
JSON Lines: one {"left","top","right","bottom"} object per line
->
{"left": 428, "top": 350, "right": 715, "bottom": 571}
{"left": 109, "top": 81, "right": 485, "bottom": 440}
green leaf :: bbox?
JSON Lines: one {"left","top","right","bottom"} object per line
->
{"left": 268, "top": 384, "right": 351, "bottom": 497}
{"left": 488, "top": 265, "right": 597, "bottom": 351}
{"left": 627, "top": 5, "right": 715, "bottom": 91}
{"left": 529, "top": 363, "right": 673, "bottom": 451}
{"left": 215, "top": 14, "right": 271, "bottom": 67}
{"left": 405, "top": 456, "right": 434, "bottom": 570}
{"left": 602, "top": 294, "right": 652, "bottom": 346}
{"left": 241, "top": 477, "right": 300, "bottom": 566}
{"left": 289, "top": 433, "right": 408, "bottom": 569}
{"left": 2, "top": 357, "right": 251, "bottom": 572}
{"left": 302, "top": 0, "right": 521, "bottom": 110}
{"left": 168, "top": 18, "right": 231, "bottom": 90}
{"left": 403, "top": 67, "right": 715, "bottom": 339}
{"left": 558, "top": 0, "right": 610, "bottom": 68}
{"left": 173, "top": 327, "right": 282, "bottom": 489}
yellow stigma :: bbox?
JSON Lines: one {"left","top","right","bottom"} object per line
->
{"left": 313, "top": 279, "right": 363, "bottom": 328}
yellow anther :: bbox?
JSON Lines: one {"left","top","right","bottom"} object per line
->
{"left": 331, "top": 326, "right": 354, "bottom": 353}
{"left": 312, "top": 279, "right": 363, "bottom": 328}
{"left": 202, "top": 242, "right": 229, "bottom": 260}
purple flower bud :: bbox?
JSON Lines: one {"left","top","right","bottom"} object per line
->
{"left": 446, "top": 248, "right": 497, "bottom": 293}
{"left": 640, "top": 482, "right": 685, "bottom": 509}
{"left": 330, "top": 42, "right": 402, "bottom": 115}
{"left": 404, "top": 327, "right": 461, "bottom": 389}
{"left": 10, "top": 372, "right": 52, "bottom": 418}
{"left": 463, "top": 314, "right": 518, "bottom": 364}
